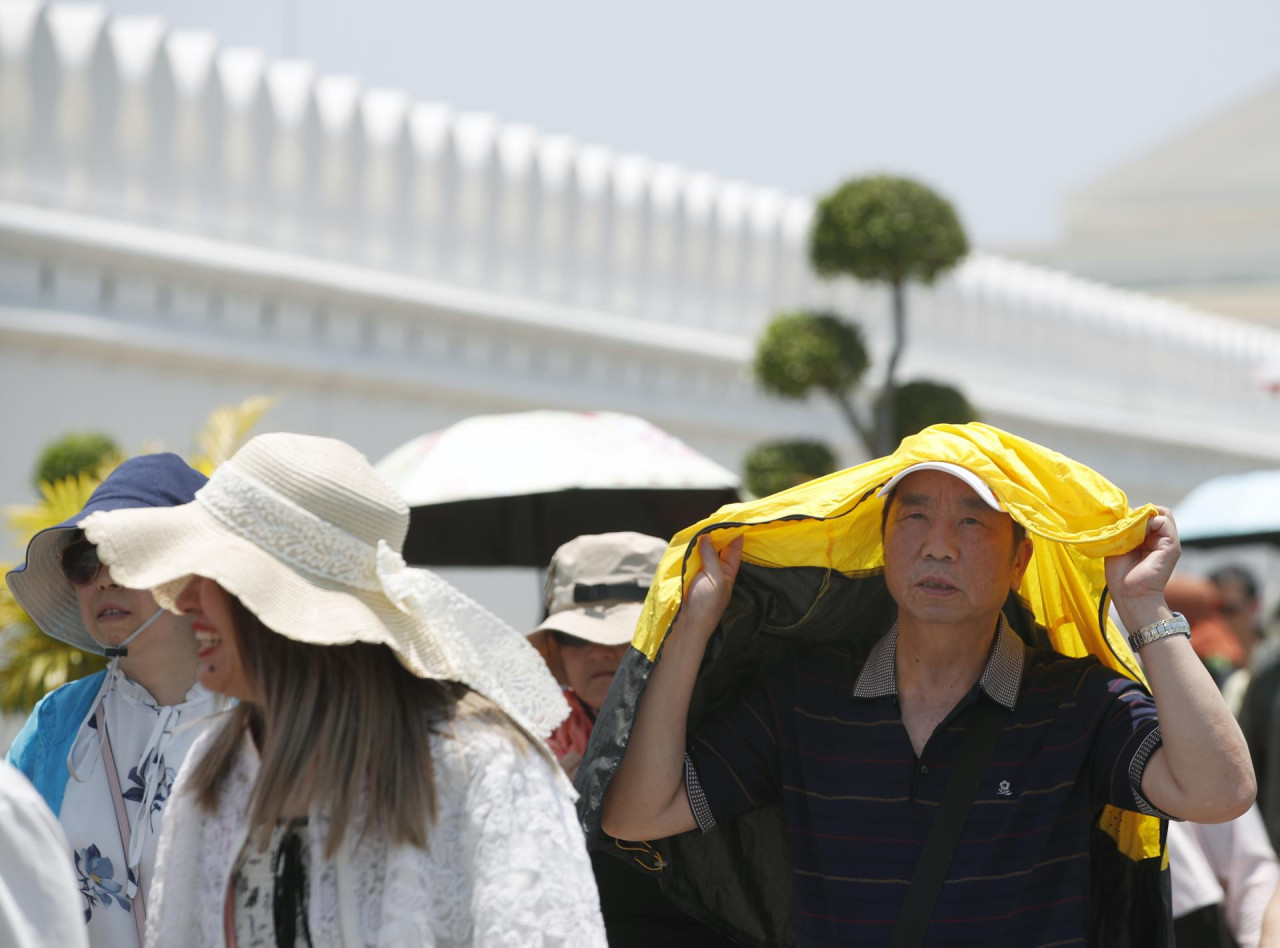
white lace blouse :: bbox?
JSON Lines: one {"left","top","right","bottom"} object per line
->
{"left": 145, "top": 712, "right": 607, "bottom": 947}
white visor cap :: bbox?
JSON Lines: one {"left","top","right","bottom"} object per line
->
{"left": 877, "top": 461, "right": 1003, "bottom": 511}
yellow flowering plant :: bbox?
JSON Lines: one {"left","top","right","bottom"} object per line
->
{"left": 0, "top": 397, "right": 273, "bottom": 712}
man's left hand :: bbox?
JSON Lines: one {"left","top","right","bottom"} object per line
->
{"left": 1104, "top": 506, "right": 1180, "bottom": 628}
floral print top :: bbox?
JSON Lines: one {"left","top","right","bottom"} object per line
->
{"left": 61, "top": 671, "right": 223, "bottom": 948}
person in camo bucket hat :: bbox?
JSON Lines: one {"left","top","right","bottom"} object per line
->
{"left": 5, "top": 453, "right": 226, "bottom": 948}
{"left": 530, "top": 531, "right": 667, "bottom": 780}
{"left": 531, "top": 531, "right": 739, "bottom": 948}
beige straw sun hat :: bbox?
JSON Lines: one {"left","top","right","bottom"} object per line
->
{"left": 81, "top": 432, "right": 569, "bottom": 742}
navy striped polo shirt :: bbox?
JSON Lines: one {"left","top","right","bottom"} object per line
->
{"left": 684, "top": 617, "right": 1170, "bottom": 947}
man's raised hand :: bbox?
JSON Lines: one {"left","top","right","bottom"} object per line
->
{"left": 678, "top": 534, "right": 745, "bottom": 642}
{"left": 1105, "top": 506, "right": 1180, "bottom": 631}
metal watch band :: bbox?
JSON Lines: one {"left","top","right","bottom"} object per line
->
{"left": 1127, "top": 611, "right": 1191, "bottom": 652}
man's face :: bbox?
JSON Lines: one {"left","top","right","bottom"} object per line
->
{"left": 883, "top": 470, "right": 1032, "bottom": 632}
{"left": 1217, "top": 577, "right": 1259, "bottom": 643}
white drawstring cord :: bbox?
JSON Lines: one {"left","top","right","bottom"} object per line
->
{"left": 120, "top": 703, "right": 178, "bottom": 899}
{"left": 65, "top": 607, "right": 182, "bottom": 898}
{"left": 103, "top": 606, "right": 166, "bottom": 659}
{"left": 66, "top": 608, "right": 168, "bottom": 783}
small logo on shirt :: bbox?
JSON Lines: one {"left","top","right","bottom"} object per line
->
{"left": 996, "top": 779, "right": 1013, "bottom": 797}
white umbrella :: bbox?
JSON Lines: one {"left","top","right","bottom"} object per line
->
{"left": 376, "top": 410, "right": 741, "bottom": 566}
{"left": 1173, "top": 469, "right": 1280, "bottom": 547}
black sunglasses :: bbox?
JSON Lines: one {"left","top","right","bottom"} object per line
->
{"left": 549, "top": 630, "right": 592, "bottom": 649}
{"left": 549, "top": 630, "right": 628, "bottom": 650}
{"left": 59, "top": 536, "right": 104, "bottom": 587}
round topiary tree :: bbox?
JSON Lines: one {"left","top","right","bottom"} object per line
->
{"left": 744, "top": 440, "right": 838, "bottom": 499}
{"left": 32, "top": 431, "right": 121, "bottom": 489}
{"left": 809, "top": 175, "right": 969, "bottom": 454}
{"left": 878, "top": 380, "right": 978, "bottom": 444}
{"left": 752, "top": 310, "right": 874, "bottom": 454}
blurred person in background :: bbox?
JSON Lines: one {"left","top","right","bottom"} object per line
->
{"left": 1150, "top": 575, "right": 1279, "bottom": 946}
{"left": 531, "top": 532, "right": 735, "bottom": 948}
{"left": 1214, "top": 566, "right": 1266, "bottom": 662}
{"left": 1169, "top": 803, "right": 1280, "bottom": 948}
{"left": 81, "top": 433, "right": 604, "bottom": 946}
{"left": 1213, "top": 565, "right": 1269, "bottom": 716}
{"left": 1240, "top": 632, "right": 1280, "bottom": 855}
{"left": 5, "top": 454, "right": 222, "bottom": 948}
{"left": 1166, "top": 573, "right": 1247, "bottom": 690}
{"left": 0, "top": 758, "right": 89, "bottom": 948}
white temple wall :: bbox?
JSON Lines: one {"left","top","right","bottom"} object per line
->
{"left": 3, "top": 0, "right": 1280, "bottom": 546}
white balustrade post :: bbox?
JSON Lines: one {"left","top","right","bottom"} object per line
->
{"left": 212, "top": 45, "right": 267, "bottom": 240}
{"left": 358, "top": 87, "right": 410, "bottom": 268}
{"left": 644, "top": 163, "right": 686, "bottom": 322}
{"left": 313, "top": 74, "right": 363, "bottom": 258}
{"left": 452, "top": 111, "right": 498, "bottom": 284}
{"left": 0, "top": 1, "right": 48, "bottom": 194}
{"left": 263, "top": 58, "right": 317, "bottom": 249}
{"left": 742, "top": 188, "right": 786, "bottom": 333}
{"left": 609, "top": 154, "right": 652, "bottom": 315}
{"left": 572, "top": 144, "right": 614, "bottom": 308}
{"left": 679, "top": 172, "right": 719, "bottom": 327}
{"left": 44, "top": 3, "right": 107, "bottom": 206}
{"left": 710, "top": 181, "right": 750, "bottom": 332}
{"left": 532, "top": 134, "right": 575, "bottom": 300}
{"left": 406, "top": 101, "right": 453, "bottom": 276}
{"left": 106, "top": 15, "right": 165, "bottom": 214}
{"left": 778, "top": 198, "right": 815, "bottom": 310}
{"left": 161, "top": 29, "right": 219, "bottom": 229}
{"left": 494, "top": 123, "right": 538, "bottom": 293}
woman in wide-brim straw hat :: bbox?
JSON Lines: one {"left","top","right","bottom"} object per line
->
{"left": 81, "top": 432, "right": 606, "bottom": 948}
{"left": 6, "top": 453, "right": 225, "bottom": 948}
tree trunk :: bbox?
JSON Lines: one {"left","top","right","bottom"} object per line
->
{"left": 832, "top": 391, "right": 876, "bottom": 458}
{"left": 877, "top": 280, "right": 906, "bottom": 456}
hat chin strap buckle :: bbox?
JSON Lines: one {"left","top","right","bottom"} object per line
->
{"left": 103, "top": 608, "right": 166, "bottom": 659}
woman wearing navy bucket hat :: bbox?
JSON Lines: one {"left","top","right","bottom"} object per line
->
{"left": 5, "top": 453, "right": 227, "bottom": 948}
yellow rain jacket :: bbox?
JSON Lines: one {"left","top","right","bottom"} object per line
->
{"left": 576, "top": 423, "right": 1171, "bottom": 947}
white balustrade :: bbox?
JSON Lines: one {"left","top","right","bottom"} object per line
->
{"left": 1, "top": 0, "right": 1280, "bottom": 488}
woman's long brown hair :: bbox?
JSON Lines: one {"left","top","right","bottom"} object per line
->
{"left": 185, "top": 598, "right": 518, "bottom": 858}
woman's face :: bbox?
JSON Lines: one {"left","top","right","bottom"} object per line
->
{"left": 174, "top": 576, "right": 257, "bottom": 703}
{"left": 73, "top": 563, "right": 172, "bottom": 652}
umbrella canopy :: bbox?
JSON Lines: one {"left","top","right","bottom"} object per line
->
{"left": 1174, "top": 469, "right": 1280, "bottom": 547}
{"left": 376, "top": 411, "right": 742, "bottom": 566}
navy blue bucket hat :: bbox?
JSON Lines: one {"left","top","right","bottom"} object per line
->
{"left": 6, "top": 453, "right": 207, "bottom": 654}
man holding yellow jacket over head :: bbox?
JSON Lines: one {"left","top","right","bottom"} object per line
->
{"left": 584, "top": 423, "right": 1255, "bottom": 948}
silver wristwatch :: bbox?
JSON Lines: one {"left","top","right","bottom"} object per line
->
{"left": 1127, "top": 612, "right": 1191, "bottom": 652}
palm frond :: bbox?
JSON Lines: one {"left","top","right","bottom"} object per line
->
{"left": 5, "top": 471, "right": 102, "bottom": 537}
{"left": 0, "top": 619, "right": 106, "bottom": 713}
{"left": 189, "top": 396, "right": 275, "bottom": 475}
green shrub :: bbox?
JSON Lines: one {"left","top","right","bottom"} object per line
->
{"left": 744, "top": 440, "right": 839, "bottom": 499}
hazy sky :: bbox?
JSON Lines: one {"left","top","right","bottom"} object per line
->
{"left": 103, "top": 0, "right": 1280, "bottom": 245}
